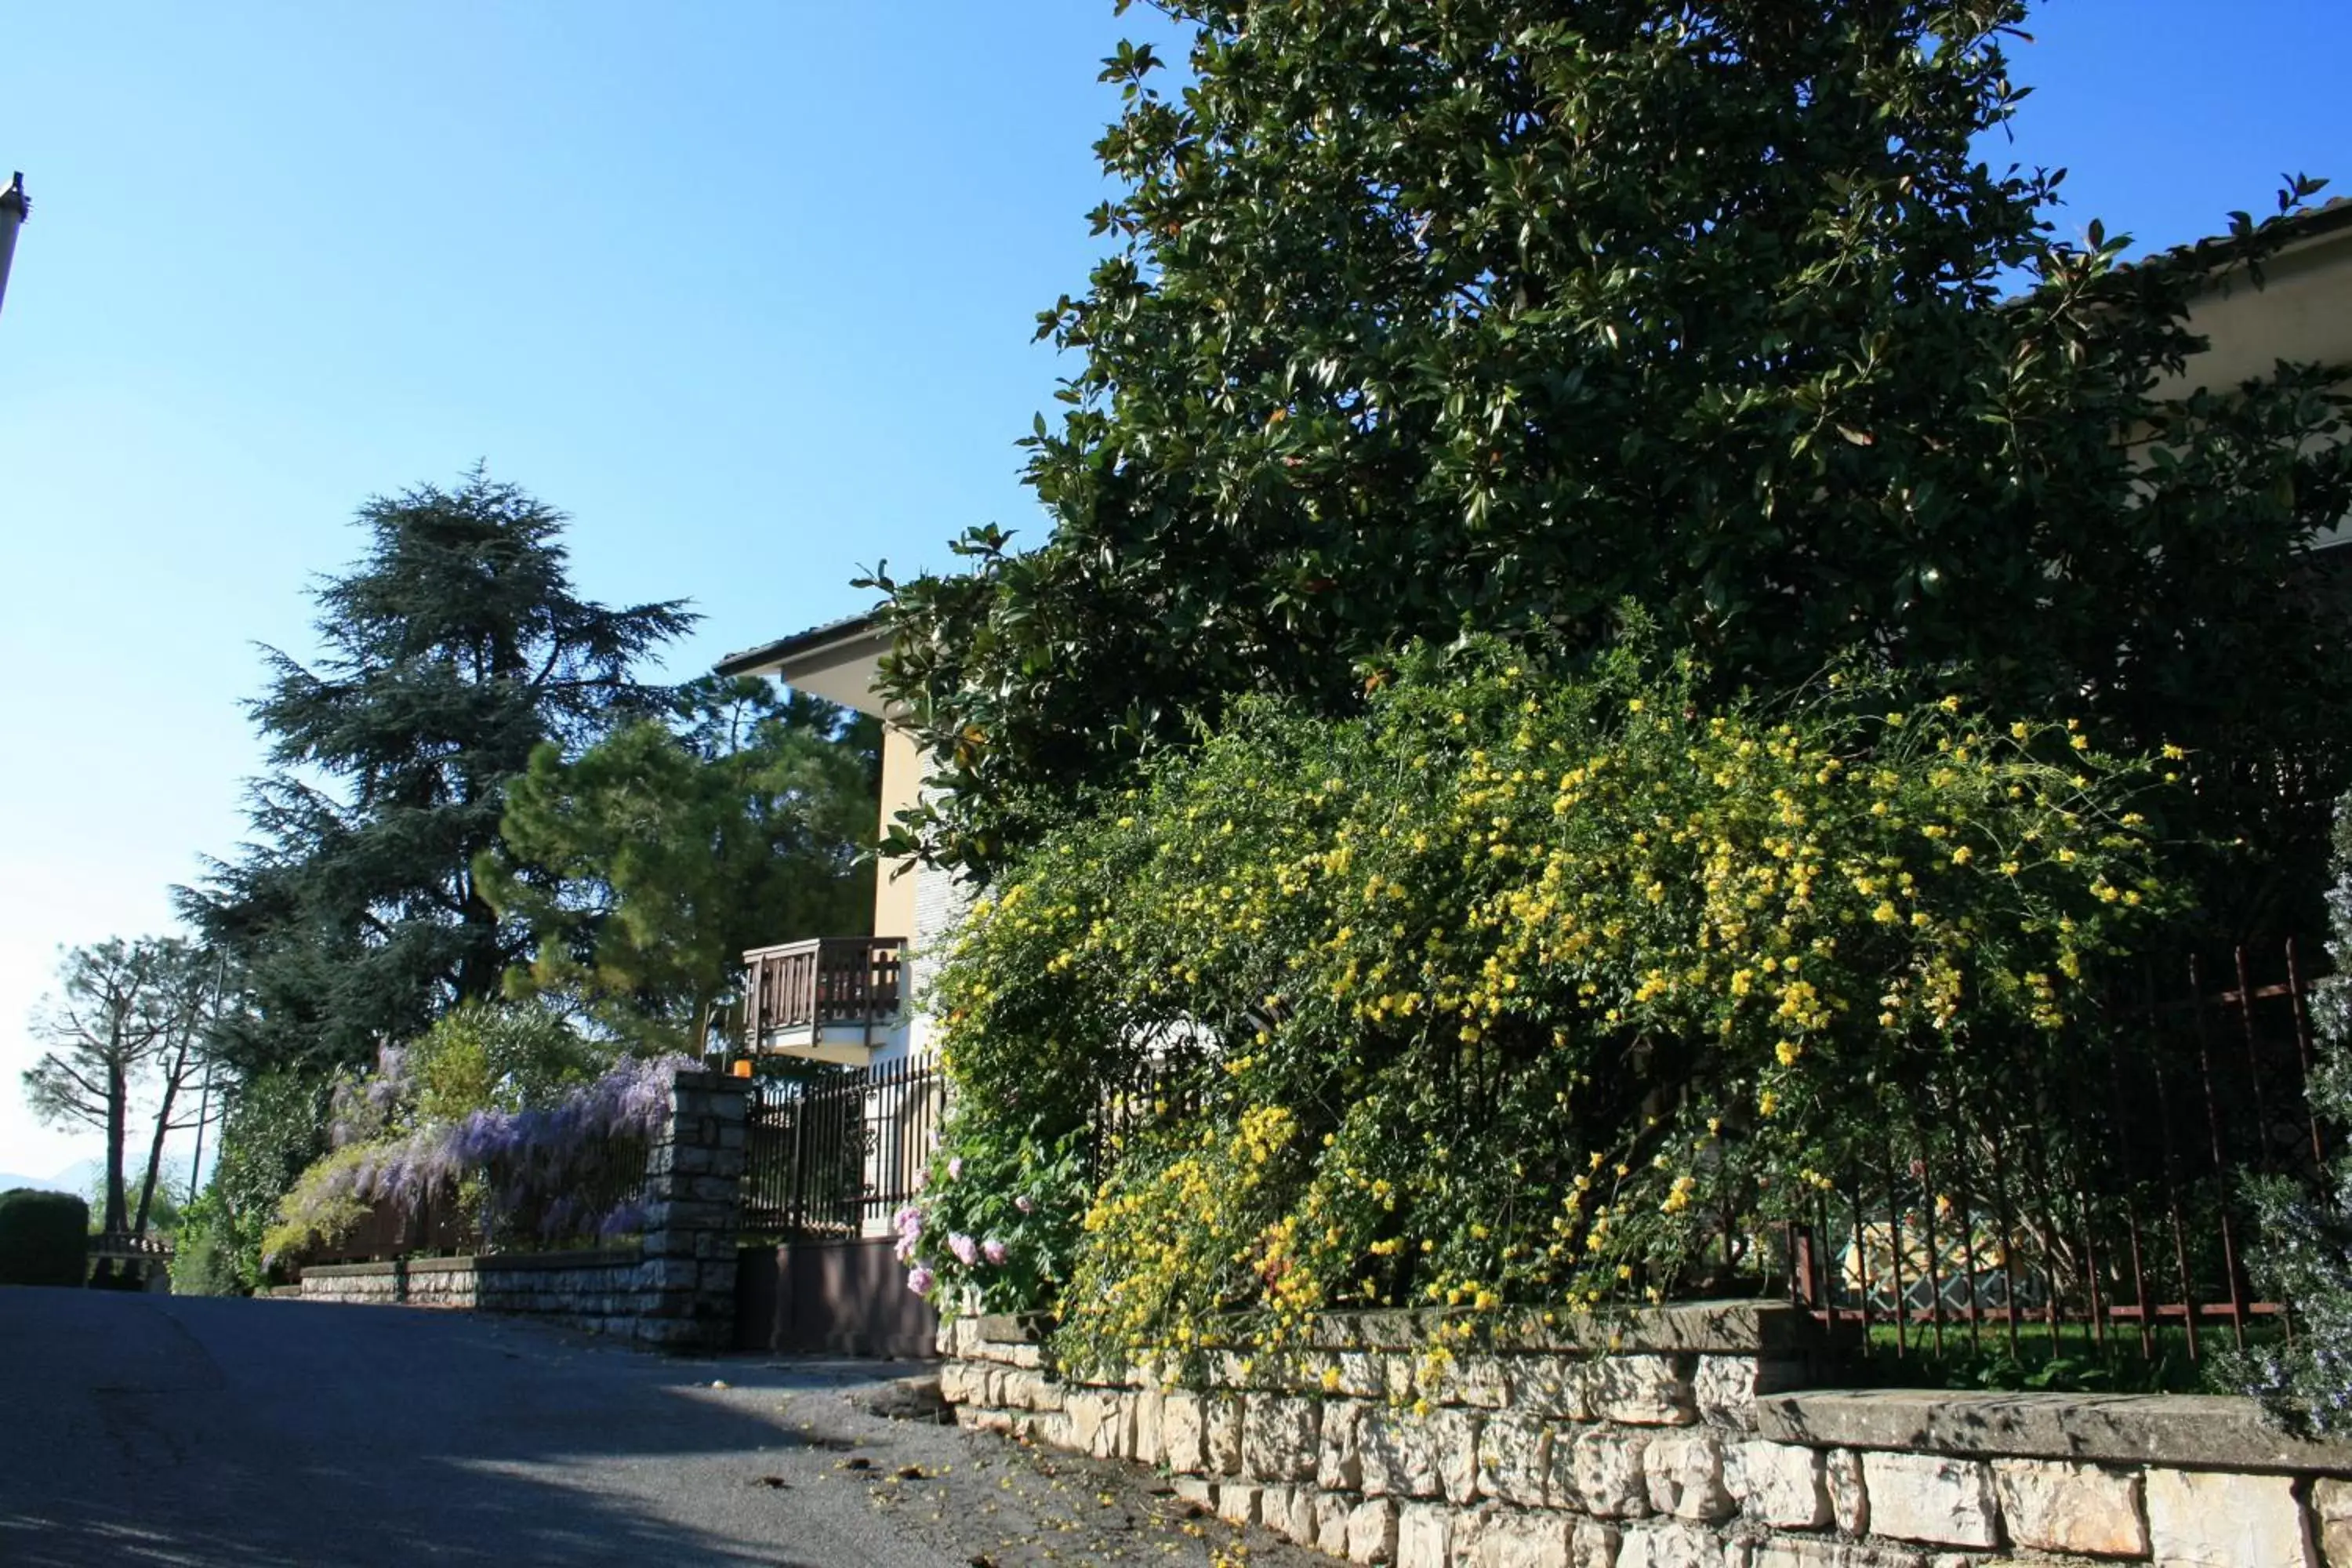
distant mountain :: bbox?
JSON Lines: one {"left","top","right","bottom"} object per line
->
{"left": 0, "top": 1159, "right": 101, "bottom": 1197}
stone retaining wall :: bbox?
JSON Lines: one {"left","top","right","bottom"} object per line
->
{"left": 938, "top": 1303, "right": 2352, "bottom": 1567}
{"left": 296, "top": 1069, "right": 748, "bottom": 1351}
{"left": 301, "top": 1250, "right": 640, "bottom": 1332}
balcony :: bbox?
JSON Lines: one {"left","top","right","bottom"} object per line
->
{"left": 742, "top": 936, "right": 906, "bottom": 1064}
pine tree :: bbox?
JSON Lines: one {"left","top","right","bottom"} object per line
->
{"left": 181, "top": 470, "right": 694, "bottom": 1074}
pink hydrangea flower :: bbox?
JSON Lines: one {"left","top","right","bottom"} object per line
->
{"left": 982, "top": 1238, "right": 1008, "bottom": 1265}
{"left": 906, "top": 1265, "right": 935, "bottom": 1296}
{"left": 1014, "top": 1195, "right": 1033, "bottom": 1214}
{"left": 949, "top": 1232, "right": 978, "bottom": 1267}
{"left": 948, "top": 1156, "right": 965, "bottom": 1181}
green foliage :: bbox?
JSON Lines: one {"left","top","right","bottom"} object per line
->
{"left": 909, "top": 638, "right": 2173, "bottom": 1374}
{"left": 180, "top": 1069, "right": 332, "bottom": 1291}
{"left": 403, "top": 1002, "right": 612, "bottom": 1125}
{"left": 179, "top": 469, "right": 695, "bottom": 1078}
{"left": 168, "top": 1191, "right": 244, "bottom": 1296}
{"left": 1846, "top": 1321, "right": 2230, "bottom": 1396}
{"left": 0, "top": 1189, "right": 90, "bottom": 1287}
{"left": 868, "top": 2, "right": 2350, "bottom": 920}
{"left": 481, "top": 677, "right": 879, "bottom": 1054}
{"left": 2228, "top": 797, "right": 2352, "bottom": 1435}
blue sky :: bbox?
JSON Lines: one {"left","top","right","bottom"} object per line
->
{"left": 2, "top": 2, "right": 2344, "bottom": 1179}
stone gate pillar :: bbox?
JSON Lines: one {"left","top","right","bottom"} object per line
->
{"left": 633, "top": 1068, "right": 750, "bottom": 1349}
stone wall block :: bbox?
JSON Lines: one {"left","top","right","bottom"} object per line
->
{"left": 1726, "top": 1439, "right": 1829, "bottom": 1530}
{"left": 2314, "top": 1476, "right": 2352, "bottom": 1568}
{"left": 1316, "top": 1501, "right": 1353, "bottom": 1559}
{"left": 1461, "top": 1508, "right": 1574, "bottom": 1568}
{"left": 1434, "top": 1354, "right": 1512, "bottom": 1410}
{"left": 1570, "top": 1518, "right": 1623, "bottom": 1568}
{"left": 1243, "top": 1395, "right": 1321, "bottom": 1483}
{"left": 1615, "top": 1518, "right": 1722, "bottom": 1568}
{"left": 1990, "top": 1457, "right": 2147, "bottom": 1558}
{"left": 1396, "top": 1501, "right": 1455, "bottom": 1568}
{"left": 1070, "top": 1391, "right": 1128, "bottom": 1459}
{"left": 1694, "top": 1355, "right": 1766, "bottom": 1429}
{"left": 1508, "top": 1356, "right": 1592, "bottom": 1421}
{"left": 1562, "top": 1426, "right": 1654, "bottom": 1519}
{"left": 938, "top": 1361, "right": 982, "bottom": 1405}
{"left": 1345, "top": 1497, "right": 1399, "bottom": 1566}
{"left": 1643, "top": 1430, "right": 1732, "bottom": 1522}
{"left": 1363, "top": 1406, "right": 1442, "bottom": 1498}
{"left": 1215, "top": 1483, "right": 1261, "bottom": 1527}
{"left": 2146, "top": 1467, "right": 2317, "bottom": 1568}
{"left": 1206, "top": 1395, "right": 1245, "bottom": 1475}
{"left": 1331, "top": 1350, "right": 1387, "bottom": 1399}
{"left": 1130, "top": 1388, "right": 1165, "bottom": 1468}
{"left": 1859, "top": 1452, "right": 1998, "bottom": 1549}
{"left": 1587, "top": 1355, "right": 1697, "bottom": 1425}
{"left": 1261, "top": 1484, "right": 1319, "bottom": 1548}
{"left": 1748, "top": 1540, "right": 1927, "bottom": 1568}
{"left": 1163, "top": 1391, "right": 1206, "bottom": 1473}
{"left": 1826, "top": 1448, "right": 1867, "bottom": 1535}
{"left": 1475, "top": 1412, "right": 1555, "bottom": 1508}
{"left": 1435, "top": 1407, "right": 1485, "bottom": 1504}
{"left": 1319, "top": 1399, "right": 1367, "bottom": 1492}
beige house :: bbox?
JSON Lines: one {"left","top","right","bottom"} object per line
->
{"left": 714, "top": 614, "right": 956, "bottom": 1069}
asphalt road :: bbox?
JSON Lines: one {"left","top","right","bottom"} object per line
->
{"left": 0, "top": 1287, "right": 1324, "bottom": 1568}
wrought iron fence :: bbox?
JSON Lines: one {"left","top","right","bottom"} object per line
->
{"left": 740, "top": 1055, "right": 946, "bottom": 1238}
{"left": 1784, "top": 939, "right": 2335, "bottom": 1365}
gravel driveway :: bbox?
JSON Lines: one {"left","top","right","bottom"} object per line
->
{"left": 0, "top": 1287, "right": 1330, "bottom": 1567}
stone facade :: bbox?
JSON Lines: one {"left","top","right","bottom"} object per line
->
{"left": 938, "top": 1304, "right": 2352, "bottom": 1566}
{"left": 299, "top": 1069, "right": 748, "bottom": 1352}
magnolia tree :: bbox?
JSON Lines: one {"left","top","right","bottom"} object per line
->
{"left": 867, "top": 0, "right": 2350, "bottom": 935}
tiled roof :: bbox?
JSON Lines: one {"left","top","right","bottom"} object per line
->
{"left": 712, "top": 609, "right": 880, "bottom": 679}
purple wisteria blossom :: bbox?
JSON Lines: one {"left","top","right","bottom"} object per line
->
{"left": 281, "top": 1051, "right": 694, "bottom": 1259}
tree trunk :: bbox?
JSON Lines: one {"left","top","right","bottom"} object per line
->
{"left": 103, "top": 1046, "right": 129, "bottom": 1237}
{"left": 131, "top": 1042, "right": 187, "bottom": 1238}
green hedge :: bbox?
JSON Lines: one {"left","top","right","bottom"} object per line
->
{"left": 0, "top": 1189, "right": 89, "bottom": 1287}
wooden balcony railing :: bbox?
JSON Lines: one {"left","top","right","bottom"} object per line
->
{"left": 742, "top": 936, "right": 907, "bottom": 1051}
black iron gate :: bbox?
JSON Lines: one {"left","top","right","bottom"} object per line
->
{"left": 740, "top": 1056, "right": 944, "bottom": 1238}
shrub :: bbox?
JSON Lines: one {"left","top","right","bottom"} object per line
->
{"left": 169, "top": 1191, "right": 244, "bottom": 1297}
{"left": 266, "top": 1050, "right": 686, "bottom": 1264}
{"left": 2231, "top": 799, "right": 2352, "bottom": 1436}
{"left": 0, "top": 1189, "right": 90, "bottom": 1287}
{"left": 902, "top": 635, "right": 2176, "bottom": 1376}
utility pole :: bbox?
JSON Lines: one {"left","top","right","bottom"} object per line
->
{"left": 0, "top": 173, "right": 27, "bottom": 322}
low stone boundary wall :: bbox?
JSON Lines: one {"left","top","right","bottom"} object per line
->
{"left": 302, "top": 1250, "right": 637, "bottom": 1331}
{"left": 938, "top": 1302, "right": 2352, "bottom": 1566}
{"left": 296, "top": 1069, "right": 748, "bottom": 1350}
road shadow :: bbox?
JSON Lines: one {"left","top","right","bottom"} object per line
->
{"left": 0, "top": 1287, "right": 939, "bottom": 1567}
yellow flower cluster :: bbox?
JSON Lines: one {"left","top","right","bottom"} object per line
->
{"left": 930, "top": 640, "right": 2173, "bottom": 1374}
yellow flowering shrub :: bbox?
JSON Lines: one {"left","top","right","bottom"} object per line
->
{"left": 914, "top": 634, "right": 2175, "bottom": 1376}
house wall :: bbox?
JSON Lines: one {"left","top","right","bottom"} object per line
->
{"left": 2161, "top": 220, "right": 2352, "bottom": 397}
{"left": 939, "top": 1305, "right": 2352, "bottom": 1567}
{"left": 874, "top": 723, "right": 924, "bottom": 942}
